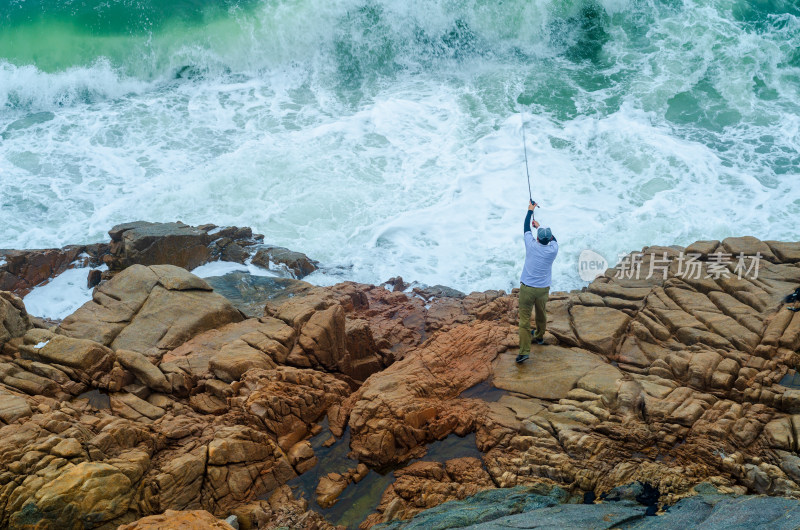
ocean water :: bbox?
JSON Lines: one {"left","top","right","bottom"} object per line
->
{"left": 1, "top": 0, "right": 798, "bottom": 293}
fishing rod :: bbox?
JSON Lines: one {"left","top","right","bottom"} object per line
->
{"left": 520, "top": 104, "right": 537, "bottom": 218}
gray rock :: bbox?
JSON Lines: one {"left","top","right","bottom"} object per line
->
{"left": 377, "top": 484, "right": 800, "bottom": 530}
{"left": 472, "top": 502, "right": 645, "bottom": 529}
{"left": 108, "top": 221, "right": 211, "bottom": 271}
{"left": 412, "top": 285, "right": 466, "bottom": 300}
{"left": 375, "top": 486, "right": 570, "bottom": 529}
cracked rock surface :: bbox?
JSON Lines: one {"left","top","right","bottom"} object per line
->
{"left": 0, "top": 231, "right": 799, "bottom": 529}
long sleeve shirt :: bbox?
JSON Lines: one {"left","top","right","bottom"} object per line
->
{"left": 520, "top": 210, "right": 559, "bottom": 288}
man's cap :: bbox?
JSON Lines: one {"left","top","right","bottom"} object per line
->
{"left": 537, "top": 227, "right": 553, "bottom": 244}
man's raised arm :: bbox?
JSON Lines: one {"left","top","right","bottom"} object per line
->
{"left": 524, "top": 200, "right": 539, "bottom": 233}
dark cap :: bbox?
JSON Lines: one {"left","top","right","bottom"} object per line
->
{"left": 537, "top": 227, "right": 553, "bottom": 244}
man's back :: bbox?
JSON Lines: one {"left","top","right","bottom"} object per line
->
{"left": 521, "top": 231, "right": 558, "bottom": 288}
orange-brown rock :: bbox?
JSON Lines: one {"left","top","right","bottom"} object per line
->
{"left": 118, "top": 509, "right": 234, "bottom": 530}
{"left": 0, "top": 245, "right": 105, "bottom": 296}
{"left": 315, "top": 464, "right": 370, "bottom": 508}
{"left": 363, "top": 457, "right": 494, "bottom": 527}
{"left": 232, "top": 367, "right": 351, "bottom": 451}
{"left": 1, "top": 231, "right": 799, "bottom": 529}
{"left": 336, "top": 320, "right": 515, "bottom": 466}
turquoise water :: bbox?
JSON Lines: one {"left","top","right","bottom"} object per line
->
{"left": 1, "top": 0, "right": 798, "bottom": 291}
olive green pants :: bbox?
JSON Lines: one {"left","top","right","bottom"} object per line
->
{"left": 518, "top": 284, "right": 549, "bottom": 356}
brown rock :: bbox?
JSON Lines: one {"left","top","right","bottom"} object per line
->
{"left": 0, "top": 291, "right": 31, "bottom": 348}
{"left": 493, "top": 346, "right": 607, "bottom": 400}
{"left": 233, "top": 367, "right": 350, "bottom": 451}
{"left": 0, "top": 246, "right": 93, "bottom": 296}
{"left": 107, "top": 221, "right": 212, "bottom": 271}
{"left": 341, "top": 320, "right": 509, "bottom": 467}
{"left": 9, "top": 462, "right": 133, "bottom": 528}
{"left": 116, "top": 349, "right": 171, "bottom": 392}
{"left": 17, "top": 329, "right": 114, "bottom": 388}
{"left": 367, "top": 457, "right": 494, "bottom": 524}
{"left": 570, "top": 305, "right": 630, "bottom": 353}
{"left": 59, "top": 264, "right": 243, "bottom": 359}
{"left": 316, "top": 472, "right": 350, "bottom": 508}
{"left": 288, "top": 441, "right": 317, "bottom": 474}
{"left": 0, "top": 393, "right": 33, "bottom": 423}
{"left": 163, "top": 317, "right": 295, "bottom": 379}
{"left": 118, "top": 510, "right": 234, "bottom": 530}
{"left": 204, "top": 426, "right": 296, "bottom": 513}
{"left": 251, "top": 246, "right": 318, "bottom": 278}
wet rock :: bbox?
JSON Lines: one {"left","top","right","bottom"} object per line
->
{"left": 251, "top": 246, "right": 318, "bottom": 279}
{"left": 316, "top": 472, "right": 350, "bottom": 508}
{"left": 0, "top": 246, "right": 99, "bottom": 296}
{"left": 372, "top": 485, "right": 569, "bottom": 529}
{"left": 107, "top": 221, "right": 212, "bottom": 271}
{"left": 340, "top": 320, "right": 512, "bottom": 467}
{"left": 366, "top": 457, "right": 494, "bottom": 526}
{"left": 316, "top": 464, "right": 371, "bottom": 509}
{"left": 86, "top": 269, "right": 102, "bottom": 288}
{"left": 228, "top": 485, "right": 340, "bottom": 530}
{"left": 412, "top": 285, "right": 466, "bottom": 300}
{"left": 288, "top": 440, "right": 318, "bottom": 474}
{"left": 204, "top": 273, "right": 312, "bottom": 318}
{"left": 106, "top": 221, "right": 263, "bottom": 272}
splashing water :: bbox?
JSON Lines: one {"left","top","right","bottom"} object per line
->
{"left": 1, "top": 0, "right": 798, "bottom": 292}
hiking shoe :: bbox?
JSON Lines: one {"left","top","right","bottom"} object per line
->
{"left": 515, "top": 354, "right": 529, "bottom": 363}
{"left": 534, "top": 337, "right": 544, "bottom": 345}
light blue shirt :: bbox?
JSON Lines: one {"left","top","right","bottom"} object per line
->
{"left": 520, "top": 230, "right": 559, "bottom": 288}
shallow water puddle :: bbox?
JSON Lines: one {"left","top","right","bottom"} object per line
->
{"left": 75, "top": 389, "right": 110, "bottom": 410}
{"left": 781, "top": 370, "right": 800, "bottom": 389}
{"left": 204, "top": 271, "right": 308, "bottom": 317}
{"left": 458, "top": 380, "right": 509, "bottom": 402}
{"left": 287, "top": 419, "right": 483, "bottom": 529}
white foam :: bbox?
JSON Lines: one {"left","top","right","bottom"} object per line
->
{"left": 190, "top": 260, "right": 278, "bottom": 278}
{"left": 22, "top": 264, "right": 107, "bottom": 320}
{"left": 1, "top": 0, "right": 798, "bottom": 294}
{"left": 34, "top": 341, "right": 49, "bottom": 349}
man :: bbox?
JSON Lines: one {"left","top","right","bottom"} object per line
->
{"left": 517, "top": 199, "right": 558, "bottom": 363}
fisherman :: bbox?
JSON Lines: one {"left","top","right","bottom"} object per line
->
{"left": 517, "top": 199, "right": 558, "bottom": 363}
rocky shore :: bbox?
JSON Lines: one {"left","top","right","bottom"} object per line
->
{"left": 1, "top": 222, "right": 800, "bottom": 529}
